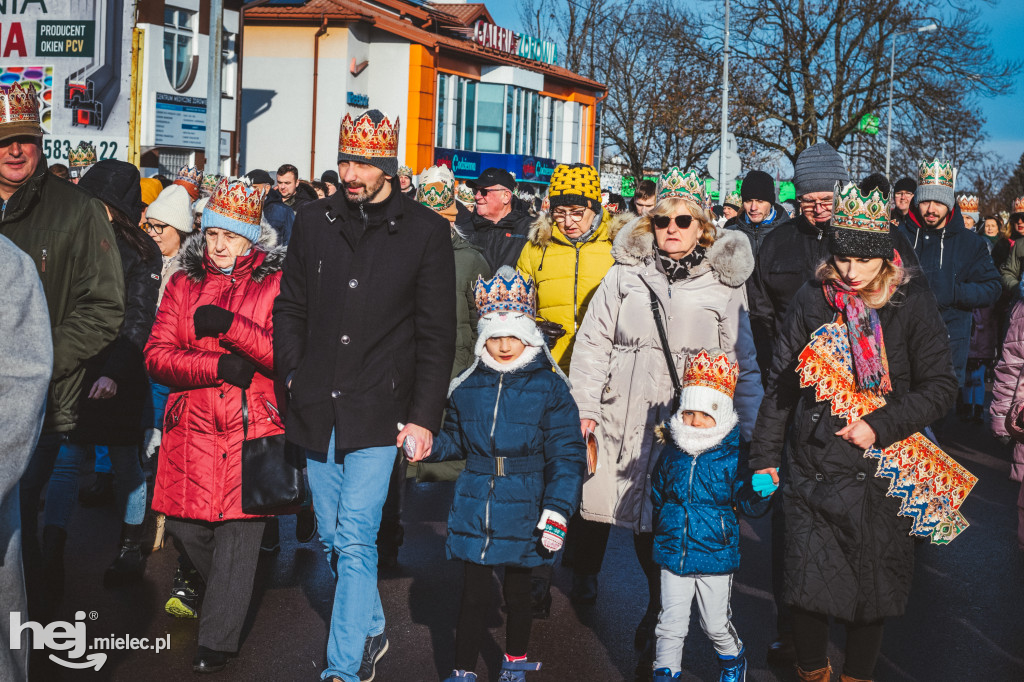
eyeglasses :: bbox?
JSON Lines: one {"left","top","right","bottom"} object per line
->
{"left": 652, "top": 215, "right": 694, "bottom": 229}
{"left": 143, "top": 221, "right": 168, "bottom": 235}
{"left": 474, "top": 186, "right": 509, "bottom": 197}
{"left": 552, "top": 209, "right": 587, "bottom": 224}
{"left": 799, "top": 198, "right": 833, "bottom": 209}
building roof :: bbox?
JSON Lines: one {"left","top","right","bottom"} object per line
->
{"left": 244, "top": 0, "right": 605, "bottom": 92}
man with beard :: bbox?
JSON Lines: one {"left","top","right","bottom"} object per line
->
{"left": 456, "top": 167, "right": 535, "bottom": 270}
{"left": 274, "top": 108, "right": 456, "bottom": 682}
{"left": 897, "top": 159, "right": 1000, "bottom": 387}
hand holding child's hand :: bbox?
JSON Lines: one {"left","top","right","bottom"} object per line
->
{"left": 751, "top": 472, "right": 779, "bottom": 497}
{"left": 536, "top": 510, "right": 568, "bottom": 552}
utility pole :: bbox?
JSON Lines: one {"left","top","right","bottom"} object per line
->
{"left": 718, "top": 0, "right": 730, "bottom": 200}
{"left": 205, "top": 0, "right": 224, "bottom": 173}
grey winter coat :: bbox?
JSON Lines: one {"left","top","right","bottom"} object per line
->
{"left": 569, "top": 220, "right": 763, "bottom": 533}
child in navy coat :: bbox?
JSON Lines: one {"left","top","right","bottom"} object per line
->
{"left": 650, "top": 350, "right": 775, "bottom": 682}
{"left": 421, "top": 266, "right": 586, "bottom": 682}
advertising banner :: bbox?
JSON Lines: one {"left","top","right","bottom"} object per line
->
{"left": 1, "top": 0, "right": 133, "bottom": 164}
{"left": 434, "top": 147, "right": 558, "bottom": 186}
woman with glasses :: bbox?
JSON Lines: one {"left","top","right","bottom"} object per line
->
{"left": 144, "top": 184, "right": 197, "bottom": 304}
{"left": 569, "top": 168, "right": 763, "bottom": 678}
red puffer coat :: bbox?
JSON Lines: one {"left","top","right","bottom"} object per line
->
{"left": 145, "top": 226, "right": 286, "bottom": 522}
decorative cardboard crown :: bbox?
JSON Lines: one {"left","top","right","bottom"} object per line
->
{"left": 176, "top": 164, "right": 203, "bottom": 188}
{"left": 202, "top": 173, "right": 221, "bottom": 193}
{"left": 474, "top": 267, "right": 536, "bottom": 318}
{"left": 456, "top": 182, "right": 475, "bottom": 205}
{"left": 957, "top": 194, "right": 979, "bottom": 213}
{"left": 339, "top": 112, "right": 399, "bottom": 159}
{"left": 658, "top": 167, "right": 706, "bottom": 207}
{"left": 723, "top": 191, "right": 742, "bottom": 208}
{"left": 206, "top": 177, "right": 267, "bottom": 227}
{"left": 397, "top": 165, "right": 413, "bottom": 177}
{"left": 416, "top": 165, "right": 455, "bottom": 212}
{"left": 831, "top": 182, "right": 890, "bottom": 233}
{"left": 682, "top": 350, "right": 739, "bottom": 399}
{"left": 918, "top": 158, "right": 955, "bottom": 189}
{"left": 68, "top": 141, "right": 97, "bottom": 168}
{"left": 1014, "top": 196, "right": 1024, "bottom": 215}
{"left": 0, "top": 82, "right": 41, "bottom": 126}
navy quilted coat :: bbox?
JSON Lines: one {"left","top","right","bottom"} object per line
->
{"left": 430, "top": 352, "right": 586, "bottom": 567}
{"left": 651, "top": 426, "right": 769, "bottom": 576}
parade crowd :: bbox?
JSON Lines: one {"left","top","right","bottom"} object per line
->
{"left": 2, "top": 80, "right": 1022, "bottom": 682}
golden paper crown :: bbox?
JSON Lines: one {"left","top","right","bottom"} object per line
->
{"left": 474, "top": 266, "right": 536, "bottom": 318}
{"left": 0, "top": 82, "right": 41, "bottom": 126}
{"left": 207, "top": 178, "right": 267, "bottom": 228}
{"left": 957, "top": 195, "right": 979, "bottom": 213}
{"left": 338, "top": 111, "right": 399, "bottom": 159}
{"left": 918, "top": 159, "right": 955, "bottom": 189}
{"left": 176, "top": 164, "right": 203, "bottom": 188}
{"left": 68, "top": 141, "right": 97, "bottom": 168}
{"left": 1014, "top": 196, "right": 1024, "bottom": 214}
{"left": 658, "top": 167, "right": 706, "bottom": 207}
{"left": 831, "top": 182, "right": 890, "bottom": 233}
{"left": 682, "top": 350, "right": 739, "bottom": 399}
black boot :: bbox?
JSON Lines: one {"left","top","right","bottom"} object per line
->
{"left": 41, "top": 525, "right": 67, "bottom": 615}
{"left": 78, "top": 472, "right": 115, "bottom": 508}
{"left": 376, "top": 519, "right": 404, "bottom": 570}
{"left": 569, "top": 572, "right": 598, "bottom": 605}
{"left": 104, "top": 523, "right": 145, "bottom": 586}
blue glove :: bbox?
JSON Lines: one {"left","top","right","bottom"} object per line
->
{"left": 751, "top": 473, "right": 779, "bottom": 497}
{"left": 1018, "top": 278, "right": 1024, "bottom": 301}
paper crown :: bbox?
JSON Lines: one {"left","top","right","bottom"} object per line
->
{"left": 831, "top": 182, "right": 891, "bottom": 233}
{"left": 957, "top": 195, "right": 979, "bottom": 213}
{"left": 474, "top": 266, "right": 536, "bottom": 318}
{"left": 456, "top": 182, "right": 475, "bottom": 205}
{"left": 176, "top": 164, "right": 203, "bottom": 188}
{"left": 417, "top": 164, "right": 455, "bottom": 212}
{"left": 206, "top": 177, "right": 267, "bottom": 228}
{"left": 723, "top": 191, "right": 742, "bottom": 208}
{"left": 397, "top": 165, "right": 413, "bottom": 177}
{"left": 683, "top": 350, "right": 739, "bottom": 399}
{"left": 1013, "top": 196, "right": 1024, "bottom": 215}
{"left": 339, "top": 111, "right": 399, "bottom": 159}
{"left": 68, "top": 141, "right": 97, "bottom": 168}
{"left": 1, "top": 82, "right": 41, "bottom": 126}
{"left": 918, "top": 158, "right": 955, "bottom": 189}
{"left": 202, "top": 173, "right": 221, "bottom": 194}
{"left": 658, "top": 167, "right": 707, "bottom": 207}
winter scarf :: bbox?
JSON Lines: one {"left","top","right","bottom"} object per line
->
{"left": 742, "top": 205, "right": 777, "bottom": 228}
{"left": 822, "top": 275, "right": 894, "bottom": 395}
{"left": 657, "top": 244, "right": 706, "bottom": 283}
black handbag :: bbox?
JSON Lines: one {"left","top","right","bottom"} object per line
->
{"left": 646, "top": 286, "right": 682, "bottom": 413}
{"left": 240, "top": 389, "right": 306, "bottom": 515}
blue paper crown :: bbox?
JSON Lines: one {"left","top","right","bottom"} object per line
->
{"left": 474, "top": 266, "right": 536, "bottom": 318}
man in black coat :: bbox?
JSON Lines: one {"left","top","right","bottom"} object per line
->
{"left": 455, "top": 167, "right": 535, "bottom": 269}
{"left": 273, "top": 108, "right": 456, "bottom": 682}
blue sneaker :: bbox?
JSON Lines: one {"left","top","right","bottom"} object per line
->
{"left": 653, "top": 668, "right": 681, "bottom": 681}
{"left": 442, "top": 671, "right": 477, "bottom": 682}
{"left": 497, "top": 658, "right": 541, "bottom": 682}
{"left": 718, "top": 648, "right": 747, "bottom": 682}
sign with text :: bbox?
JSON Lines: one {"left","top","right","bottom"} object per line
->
{"left": 35, "top": 21, "right": 95, "bottom": 56}
{"left": 472, "top": 20, "right": 558, "bottom": 66}
{"left": 155, "top": 93, "right": 207, "bottom": 149}
{"left": 434, "top": 147, "right": 559, "bottom": 185}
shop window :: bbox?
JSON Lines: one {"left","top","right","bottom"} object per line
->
{"left": 164, "top": 7, "right": 197, "bottom": 92}
{"left": 476, "top": 83, "right": 504, "bottom": 153}
{"left": 462, "top": 80, "right": 476, "bottom": 150}
{"left": 436, "top": 74, "right": 448, "bottom": 147}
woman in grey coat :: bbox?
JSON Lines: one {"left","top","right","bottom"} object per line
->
{"left": 567, "top": 170, "right": 762, "bottom": 669}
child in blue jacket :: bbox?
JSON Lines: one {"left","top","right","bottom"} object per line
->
{"left": 650, "top": 350, "right": 776, "bottom": 682}
{"left": 421, "top": 266, "right": 586, "bottom": 682}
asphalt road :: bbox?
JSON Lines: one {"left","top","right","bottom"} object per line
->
{"left": 25, "top": 413, "right": 1024, "bottom": 682}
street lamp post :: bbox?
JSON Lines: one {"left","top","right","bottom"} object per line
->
{"left": 885, "top": 22, "right": 938, "bottom": 178}
{"left": 718, "top": 0, "right": 730, "bottom": 200}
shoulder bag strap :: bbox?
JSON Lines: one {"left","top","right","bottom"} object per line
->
{"left": 645, "top": 285, "right": 681, "bottom": 411}
{"left": 241, "top": 388, "right": 249, "bottom": 441}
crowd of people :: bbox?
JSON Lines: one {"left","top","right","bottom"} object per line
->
{"left": 0, "top": 78, "right": 1020, "bottom": 682}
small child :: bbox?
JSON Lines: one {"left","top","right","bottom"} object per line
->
{"left": 650, "top": 350, "right": 775, "bottom": 682}
{"left": 423, "top": 266, "right": 586, "bottom": 682}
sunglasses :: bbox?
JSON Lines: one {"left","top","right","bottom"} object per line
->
{"left": 652, "top": 215, "right": 694, "bottom": 229}
{"left": 474, "top": 186, "right": 509, "bottom": 197}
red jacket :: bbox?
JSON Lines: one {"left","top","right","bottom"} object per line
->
{"left": 145, "top": 230, "right": 286, "bottom": 522}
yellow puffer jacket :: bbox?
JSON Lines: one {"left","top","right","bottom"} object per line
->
{"left": 516, "top": 210, "right": 631, "bottom": 372}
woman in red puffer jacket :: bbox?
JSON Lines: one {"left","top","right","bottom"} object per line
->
{"left": 144, "top": 178, "right": 285, "bottom": 673}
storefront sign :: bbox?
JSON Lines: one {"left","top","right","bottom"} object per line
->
{"left": 472, "top": 20, "right": 558, "bottom": 66}
{"left": 155, "top": 93, "right": 207, "bottom": 149}
{"left": 435, "top": 148, "right": 482, "bottom": 178}
{"left": 346, "top": 91, "right": 368, "bottom": 107}
{"left": 435, "top": 147, "right": 558, "bottom": 185}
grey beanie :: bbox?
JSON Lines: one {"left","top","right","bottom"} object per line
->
{"left": 793, "top": 143, "right": 850, "bottom": 197}
{"left": 914, "top": 182, "right": 955, "bottom": 211}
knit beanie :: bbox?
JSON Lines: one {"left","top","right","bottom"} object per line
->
{"left": 547, "top": 163, "right": 601, "bottom": 213}
{"left": 894, "top": 177, "right": 917, "bottom": 194}
{"left": 958, "top": 195, "right": 980, "bottom": 224}
{"left": 147, "top": 184, "right": 195, "bottom": 234}
{"left": 913, "top": 159, "right": 955, "bottom": 211}
{"left": 828, "top": 182, "right": 893, "bottom": 259}
{"left": 78, "top": 160, "right": 144, "bottom": 226}
{"left": 859, "top": 173, "right": 891, "bottom": 198}
{"left": 140, "top": 177, "right": 164, "bottom": 206}
{"left": 473, "top": 266, "right": 545, "bottom": 354}
{"left": 201, "top": 178, "right": 266, "bottom": 244}
{"left": 793, "top": 143, "right": 850, "bottom": 197}
{"left": 740, "top": 170, "right": 776, "bottom": 203}
{"left": 677, "top": 349, "right": 739, "bottom": 429}
{"left": 417, "top": 164, "right": 458, "bottom": 223}
{"left": 338, "top": 109, "right": 399, "bottom": 177}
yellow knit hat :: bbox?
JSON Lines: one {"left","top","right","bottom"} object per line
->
{"left": 548, "top": 163, "right": 601, "bottom": 212}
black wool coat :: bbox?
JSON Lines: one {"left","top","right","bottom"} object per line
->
{"left": 749, "top": 278, "right": 957, "bottom": 622}
{"left": 456, "top": 195, "right": 535, "bottom": 270}
{"left": 273, "top": 179, "right": 457, "bottom": 453}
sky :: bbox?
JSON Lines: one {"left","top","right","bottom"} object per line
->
{"left": 484, "top": 0, "right": 1024, "bottom": 170}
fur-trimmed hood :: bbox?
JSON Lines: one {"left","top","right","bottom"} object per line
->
{"left": 180, "top": 217, "right": 286, "bottom": 283}
{"left": 610, "top": 215, "right": 754, "bottom": 288}
{"left": 526, "top": 209, "right": 633, "bottom": 249}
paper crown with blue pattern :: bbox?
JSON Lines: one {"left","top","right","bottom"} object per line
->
{"left": 474, "top": 266, "right": 536, "bottom": 318}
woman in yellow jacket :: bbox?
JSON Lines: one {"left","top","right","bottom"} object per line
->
{"left": 516, "top": 163, "right": 629, "bottom": 374}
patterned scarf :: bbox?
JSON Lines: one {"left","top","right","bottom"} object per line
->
{"left": 656, "top": 245, "right": 706, "bottom": 283}
{"left": 822, "top": 279, "right": 892, "bottom": 394}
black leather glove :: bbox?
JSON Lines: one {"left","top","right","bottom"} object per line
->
{"left": 536, "top": 319, "right": 566, "bottom": 350}
{"left": 194, "top": 305, "right": 235, "bottom": 339}
{"left": 217, "top": 354, "right": 256, "bottom": 389}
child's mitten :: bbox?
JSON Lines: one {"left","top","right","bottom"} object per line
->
{"left": 751, "top": 472, "right": 779, "bottom": 497}
{"left": 536, "top": 510, "right": 568, "bottom": 552}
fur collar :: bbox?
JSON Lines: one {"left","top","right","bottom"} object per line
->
{"left": 478, "top": 345, "right": 542, "bottom": 373}
{"left": 655, "top": 410, "right": 739, "bottom": 456}
{"left": 610, "top": 216, "right": 754, "bottom": 287}
{"left": 179, "top": 219, "right": 286, "bottom": 283}
{"left": 527, "top": 210, "right": 633, "bottom": 248}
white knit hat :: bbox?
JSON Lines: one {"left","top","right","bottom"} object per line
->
{"left": 146, "top": 184, "right": 194, "bottom": 233}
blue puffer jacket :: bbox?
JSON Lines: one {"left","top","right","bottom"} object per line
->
{"left": 652, "top": 424, "right": 769, "bottom": 576}
{"left": 429, "top": 350, "right": 586, "bottom": 567}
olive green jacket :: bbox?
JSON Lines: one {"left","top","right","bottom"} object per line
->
{"left": 0, "top": 167, "right": 125, "bottom": 432}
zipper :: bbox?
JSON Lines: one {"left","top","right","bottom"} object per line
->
{"left": 41, "top": 248, "right": 47, "bottom": 273}
{"left": 720, "top": 516, "right": 727, "bottom": 543}
{"left": 489, "top": 375, "right": 504, "bottom": 447}
{"left": 166, "top": 395, "right": 184, "bottom": 428}
{"left": 482, "top": 375, "right": 504, "bottom": 562}
{"left": 573, "top": 245, "right": 581, "bottom": 332}
{"left": 680, "top": 455, "right": 697, "bottom": 572}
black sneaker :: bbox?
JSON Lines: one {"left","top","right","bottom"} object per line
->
{"left": 165, "top": 566, "right": 202, "bottom": 619}
{"left": 295, "top": 506, "right": 318, "bottom": 544}
{"left": 260, "top": 516, "right": 280, "bottom": 554}
{"left": 357, "top": 632, "right": 388, "bottom": 681}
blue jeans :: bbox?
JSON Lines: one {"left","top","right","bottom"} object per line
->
{"left": 45, "top": 443, "right": 147, "bottom": 528}
{"left": 306, "top": 430, "right": 394, "bottom": 681}
{"left": 20, "top": 432, "right": 67, "bottom": 549}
